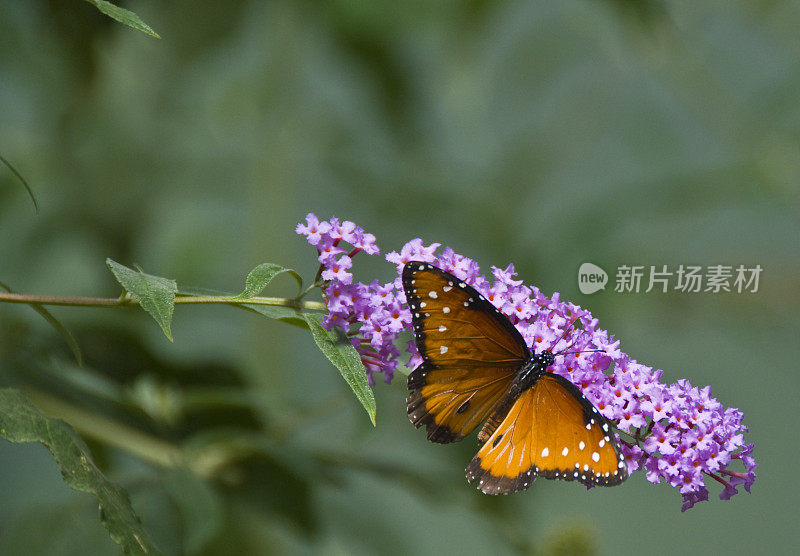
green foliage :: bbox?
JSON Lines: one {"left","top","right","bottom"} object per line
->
{"left": 2, "top": 0, "right": 798, "bottom": 554}
{"left": 302, "top": 313, "right": 377, "bottom": 425}
{"left": 0, "top": 389, "right": 159, "bottom": 555}
{"left": 235, "top": 263, "right": 303, "bottom": 298}
{"left": 107, "top": 259, "right": 177, "bottom": 341}
{"left": 138, "top": 270, "right": 372, "bottom": 425}
{"left": 83, "top": 0, "right": 160, "bottom": 38}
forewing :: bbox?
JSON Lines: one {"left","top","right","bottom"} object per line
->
{"left": 403, "top": 262, "right": 529, "bottom": 443}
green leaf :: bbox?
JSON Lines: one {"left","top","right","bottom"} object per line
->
{"left": 301, "top": 313, "right": 376, "bottom": 425}
{"left": 0, "top": 281, "right": 83, "bottom": 365}
{"left": 235, "top": 263, "right": 302, "bottom": 298}
{"left": 106, "top": 259, "right": 177, "bottom": 341}
{"left": 83, "top": 0, "right": 161, "bottom": 39}
{"left": 0, "top": 388, "right": 160, "bottom": 555}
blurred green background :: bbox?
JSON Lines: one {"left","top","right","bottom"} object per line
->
{"left": 1, "top": 1, "right": 798, "bottom": 554}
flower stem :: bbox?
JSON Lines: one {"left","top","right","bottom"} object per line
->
{"left": 706, "top": 471, "right": 730, "bottom": 487}
{"left": 0, "top": 293, "right": 131, "bottom": 307}
{"left": 0, "top": 292, "right": 326, "bottom": 311}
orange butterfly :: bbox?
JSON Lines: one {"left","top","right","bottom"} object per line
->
{"left": 403, "top": 262, "right": 628, "bottom": 494}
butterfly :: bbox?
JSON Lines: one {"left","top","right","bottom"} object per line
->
{"left": 402, "top": 261, "right": 628, "bottom": 494}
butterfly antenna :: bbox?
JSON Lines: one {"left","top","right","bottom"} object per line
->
{"left": 552, "top": 317, "right": 607, "bottom": 357}
{"left": 554, "top": 332, "right": 587, "bottom": 356}
{"left": 550, "top": 315, "right": 606, "bottom": 358}
{"left": 549, "top": 314, "right": 586, "bottom": 354}
{"left": 551, "top": 315, "right": 578, "bottom": 347}
{"left": 557, "top": 348, "right": 607, "bottom": 357}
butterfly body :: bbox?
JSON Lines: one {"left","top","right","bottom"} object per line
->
{"left": 512, "top": 350, "right": 554, "bottom": 392}
{"left": 402, "top": 261, "right": 628, "bottom": 494}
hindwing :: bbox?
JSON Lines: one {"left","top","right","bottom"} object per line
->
{"left": 466, "top": 373, "right": 628, "bottom": 494}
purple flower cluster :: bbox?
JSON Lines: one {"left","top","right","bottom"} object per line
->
{"left": 599, "top": 368, "right": 756, "bottom": 511}
{"left": 296, "top": 213, "right": 406, "bottom": 385}
{"left": 385, "top": 238, "right": 756, "bottom": 510}
{"left": 297, "top": 215, "right": 757, "bottom": 509}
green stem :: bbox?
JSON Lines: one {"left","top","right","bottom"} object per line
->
{"left": 27, "top": 389, "right": 184, "bottom": 469}
{"left": 25, "top": 390, "right": 278, "bottom": 480}
{"left": 0, "top": 292, "right": 326, "bottom": 311}
{"left": 296, "top": 282, "right": 321, "bottom": 300}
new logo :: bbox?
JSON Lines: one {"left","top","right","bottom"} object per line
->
{"left": 578, "top": 263, "right": 608, "bottom": 295}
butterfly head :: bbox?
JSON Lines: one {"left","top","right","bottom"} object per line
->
{"left": 533, "top": 349, "right": 556, "bottom": 370}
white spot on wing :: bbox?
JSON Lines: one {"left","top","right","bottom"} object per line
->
{"left": 562, "top": 447, "right": 569, "bottom": 456}
{"left": 440, "top": 346, "right": 448, "bottom": 354}
{"left": 541, "top": 447, "right": 549, "bottom": 457}
{"left": 438, "top": 325, "right": 447, "bottom": 332}
{"left": 428, "top": 291, "right": 438, "bottom": 299}
{"left": 442, "top": 307, "right": 450, "bottom": 313}
{"left": 592, "top": 452, "right": 600, "bottom": 462}
{"left": 578, "top": 441, "right": 585, "bottom": 450}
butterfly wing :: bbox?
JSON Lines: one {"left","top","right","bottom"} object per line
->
{"left": 403, "top": 262, "right": 529, "bottom": 443}
{"left": 466, "top": 373, "right": 628, "bottom": 494}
